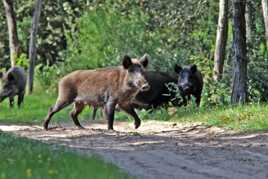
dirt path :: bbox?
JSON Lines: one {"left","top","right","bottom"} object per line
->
{"left": 0, "top": 120, "right": 268, "bottom": 179}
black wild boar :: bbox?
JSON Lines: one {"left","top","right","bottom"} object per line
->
{"left": 0, "top": 67, "right": 26, "bottom": 107}
{"left": 91, "top": 70, "right": 180, "bottom": 121}
{"left": 133, "top": 71, "right": 179, "bottom": 108}
{"left": 174, "top": 64, "right": 203, "bottom": 106}
{"left": 43, "top": 55, "right": 150, "bottom": 130}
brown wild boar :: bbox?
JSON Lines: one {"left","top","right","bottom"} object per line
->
{"left": 43, "top": 55, "right": 150, "bottom": 130}
{"left": 0, "top": 67, "right": 26, "bottom": 107}
{"left": 90, "top": 70, "right": 180, "bottom": 121}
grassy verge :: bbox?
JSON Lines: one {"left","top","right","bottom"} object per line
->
{"left": 0, "top": 132, "right": 132, "bottom": 179}
{"left": 141, "top": 104, "right": 268, "bottom": 132}
{"left": 0, "top": 92, "right": 95, "bottom": 124}
{"left": 0, "top": 92, "right": 268, "bottom": 132}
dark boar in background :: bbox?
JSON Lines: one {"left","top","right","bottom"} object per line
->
{"left": 175, "top": 64, "right": 203, "bottom": 106}
{"left": 0, "top": 67, "right": 27, "bottom": 107}
{"left": 133, "top": 71, "right": 179, "bottom": 108}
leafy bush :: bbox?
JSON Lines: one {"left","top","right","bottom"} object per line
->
{"left": 35, "top": 64, "right": 64, "bottom": 93}
{"left": 247, "top": 46, "right": 268, "bottom": 102}
{"left": 202, "top": 78, "right": 230, "bottom": 106}
{"left": 15, "top": 53, "right": 29, "bottom": 69}
{"left": 34, "top": 2, "right": 186, "bottom": 92}
{"left": 65, "top": 5, "right": 167, "bottom": 70}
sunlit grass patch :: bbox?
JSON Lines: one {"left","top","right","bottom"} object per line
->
{"left": 0, "top": 91, "right": 94, "bottom": 124}
{"left": 0, "top": 132, "right": 133, "bottom": 179}
{"left": 170, "top": 104, "right": 268, "bottom": 132}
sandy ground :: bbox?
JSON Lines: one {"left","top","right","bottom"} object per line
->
{"left": 0, "top": 120, "right": 268, "bottom": 179}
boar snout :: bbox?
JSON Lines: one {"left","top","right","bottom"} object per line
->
{"left": 140, "top": 83, "right": 150, "bottom": 91}
{"left": 128, "top": 79, "right": 150, "bottom": 91}
{"left": 179, "top": 83, "right": 192, "bottom": 93}
{"left": 136, "top": 77, "right": 150, "bottom": 92}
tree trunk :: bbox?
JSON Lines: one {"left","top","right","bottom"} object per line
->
{"left": 139, "top": 0, "right": 144, "bottom": 7}
{"left": 28, "top": 0, "right": 42, "bottom": 94}
{"left": 213, "top": 0, "right": 229, "bottom": 81}
{"left": 245, "top": 1, "right": 254, "bottom": 45}
{"left": 2, "top": 0, "right": 20, "bottom": 67}
{"left": 262, "top": 0, "right": 268, "bottom": 50}
{"left": 231, "top": 0, "right": 247, "bottom": 104}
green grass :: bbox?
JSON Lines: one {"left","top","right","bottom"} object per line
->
{"left": 159, "top": 104, "right": 268, "bottom": 132}
{"left": 0, "top": 132, "right": 132, "bottom": 179}
{"left": 1, "top": 91, "right": 268, "bottom": 132}
{"left": 0, "top": 91, "right": 96, "bottom": 124}
{"left": 118, "top": 102, "right": 268, "bottom": 132}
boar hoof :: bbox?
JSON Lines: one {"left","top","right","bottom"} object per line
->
{"left": 77, "top": 126, "right": 85, "bottom": 130}
{"left": 45, "top": 126, "right": 58, "bottom": 130}
{"left": 134, "top": 121, "right": 141, "bottom": 129}
{"left": 43, "top": 122, "right": 49, "bottom": 130}
{"left": 108, "top": 126, "right": 114, "bottom": 130}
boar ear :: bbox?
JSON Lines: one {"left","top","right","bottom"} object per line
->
{"left": 190, "top": 64, "right": 197, "bottom": 73}
{"left": 174, "top": 64, "right": 182, "bottom": 74}
{"left": 140, "top": 54, "right": 149, "bottom": 68}
{"left": 122, "top": 55, "right": 132, "bottom": 69}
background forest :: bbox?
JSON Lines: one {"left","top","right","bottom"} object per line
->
{"left": 1, "top": 0, "right": 267, "bottom": 107}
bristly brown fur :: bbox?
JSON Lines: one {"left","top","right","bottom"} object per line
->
{"left": 43, "top": 55, "right": 149, "bottom": 130}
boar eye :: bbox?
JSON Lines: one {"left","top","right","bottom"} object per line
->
{"left": 128, "top": 67, "right": 135, "bottom": 73}
{"left": 127, "top": 81, "right": 135, "bottom": 88}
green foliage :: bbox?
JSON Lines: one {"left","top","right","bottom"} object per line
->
{"left": 247, "top": 49, "right": 268, "bottom": 102}
{"left": 15, "top": 53, "right": 28, "bottom": 68}
{"left": 0, "top": 133, "right": 131, "bottom": 179}
{"left": 202, "top": 78, "right": 230, "bottom": 106}
{"left": 65, "top": 4, "right": 166, "bottom": 70}
{"left": 0, "top": 0, "right": 90, "bottom": 67}
{"left": 35, "top": 64, "right": 64, "bottom": 93}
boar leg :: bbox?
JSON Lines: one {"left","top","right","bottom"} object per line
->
{"left": 181, "top": 95, "right": 188, "bottom": 106}
{"left": 104, "top": 100, "right": 116, "bottom": 130}
{"left": 171, "top": 97, "right": 182, "bottom": 107}
{"left": 43, "top": 100, "right": 71, "bottom": 130}
{"left": 119, "top": 104, "right": 141, "bottom": 129}
{"left": 91, "top": 106, "right": 98, "bottom": 120}
{"left": 9, "top": 97, "right": 14, "bottom": 108}
{"left": 17, "top": 93, "right": 24, "bottom": 108}
{"left": 70, "top": 102, "right": 84, "bottom": 129}
{"left": 91, "top": 107, "right": 105, "bottom": 120}
{"left": 194, "top": 94, "right": 201, "bottom": 107}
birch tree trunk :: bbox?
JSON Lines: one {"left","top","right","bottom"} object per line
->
{"left": 262, "top": 0, "right": 268, "bottom": 50}
{"left": 245, "top": 1, "right": 256, "bottom": 46}
{"left": 28, "top": 0, "right": 42, "bottom": 94}
{"left": 2, "top": 0, "right": 20, "bottom": 67}
{"left": 213, "top": 0, "right": 229, "bottom": 81}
